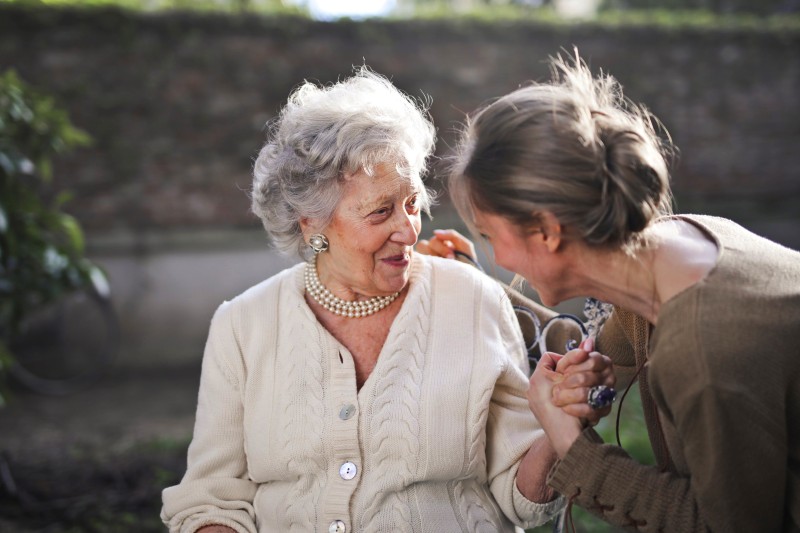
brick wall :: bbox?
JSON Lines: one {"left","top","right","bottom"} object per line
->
{"left": 2, "top": 5, "right": 798, "bottom": 246}
{"left": 2, "top": 6, "right": 798, "bottom": 365}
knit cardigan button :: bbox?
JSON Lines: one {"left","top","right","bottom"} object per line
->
{"left": 339, "top": 404, "right": 356, "bottom": 420}
{"left": 329, "top": 519, "right": 346, "bottom": 533}
{"left": 339, "top": 462, "right": 357, "bottom": 480}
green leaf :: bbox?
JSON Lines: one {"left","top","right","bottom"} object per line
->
{"left": 57, "top": 213, "right": 85, "bottom": 254}
{"left": 0, "top": 67, "right": 100, "bottom": 391}
{"left": 54, "top": 190, "right": 74, "bottom": 208}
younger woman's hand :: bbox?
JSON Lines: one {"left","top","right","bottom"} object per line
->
{"left": 417, "top": 229, "right": 476, "bottom": 261}
{"left": 551, "top": 337, "right": 616, "bottom": 425}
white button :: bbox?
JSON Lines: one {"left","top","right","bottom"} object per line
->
{"left": 329, "top": 519, "right": 346, "bottom": 533}
{"left": 339, "top": 461, "right": 357, "bottom": 480}
{"left": 339, "top": 404, "right": 356, "bottom": 420}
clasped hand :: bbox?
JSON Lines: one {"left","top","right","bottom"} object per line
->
{"left": 528, "top": 337, "right": 616, "bottom": 458}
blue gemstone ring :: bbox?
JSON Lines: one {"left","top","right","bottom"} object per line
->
{"left": 587, "top": 385, "right": 617, "bottom": 410}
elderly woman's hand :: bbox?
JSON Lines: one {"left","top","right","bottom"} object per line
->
{"left": 528, "top": 352, "right": 584, "bottom": 458}
{"left": 551, "top": 337, "right": 616, "bottom": 426}
{"left": 417, "top": 229, "right": 477, "bottom": 261}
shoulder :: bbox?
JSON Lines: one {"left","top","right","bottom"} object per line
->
{"left": 421, "top": 253, "right": 507, "bottom": 299}
{"left": 677, "top": 214, "right": 800, "bottom": 261}
{"left": 212, "top": 262, "right": 305, "bottom": 326}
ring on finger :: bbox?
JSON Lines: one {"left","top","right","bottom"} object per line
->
{"left": 587, "top": 385, "right": 617, "bottom": 410}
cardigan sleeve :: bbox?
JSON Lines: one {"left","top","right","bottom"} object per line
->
{"left": 161, "top": 302, "right": 258, "bottom": 533}
{"left": 485, "top": 298, "right": 565, "bottom": 529}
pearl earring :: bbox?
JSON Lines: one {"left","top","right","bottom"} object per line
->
{"left": 308, "top": 233, "right": 329, "bottom": 254}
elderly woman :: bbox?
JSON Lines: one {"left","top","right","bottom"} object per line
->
{"left": 442, "top": 53, "right": 800, "bottom": 531}
{"left": 158, "top": 68, "right": 613, "bottom": 533}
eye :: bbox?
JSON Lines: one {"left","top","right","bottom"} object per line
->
{"left": 480, "top": 233, "right": 491, "bottom": 241}
{"left": 369, "top": 205, "right": 392, "bottom": 220}
{"left": 406, "top": 195, "right": 421, "bottom": 214}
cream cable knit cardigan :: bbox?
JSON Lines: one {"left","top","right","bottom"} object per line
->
{"left": 161, "top": 254, "right": 563, "bottom": 532}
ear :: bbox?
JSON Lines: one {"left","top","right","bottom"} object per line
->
{"left": 538, "top": 211, "right": 562, "bottom": 253}
{"left": 299, "top": 217, "right": 312, "bottom": 235}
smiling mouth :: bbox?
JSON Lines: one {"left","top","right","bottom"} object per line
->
{"left": 381, "top": 252, "right": 411, "bottom": 264}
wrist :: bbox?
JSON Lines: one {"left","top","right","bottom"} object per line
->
{"left": 550, "top": 423, "right": 582, "bottom": 459}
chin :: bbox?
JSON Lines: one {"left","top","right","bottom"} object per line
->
{"left": 530, "top": 284, "right": 562, "bottom": 308}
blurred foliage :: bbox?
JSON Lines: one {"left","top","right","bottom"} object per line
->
{"left": 0, "top": 0, "right": 308, "bottom": 14}
{"left": 398, "top": 0, "right": 797, "bottom": 17}
{"left": 1, "top": 0, "right": 798, "bottom": 21}
{"left": 0, "top": 69, "right": 101, "bottom": 405}
{"left": 394, "top": 3, "right": 800, "bottom": 30}
{"left": 602, "top": 0, "right": 798, "bottom": 16}
{"left": 528, "top": 382, "right": 654, "bottom": 533}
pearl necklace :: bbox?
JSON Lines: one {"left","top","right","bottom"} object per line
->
{"left": 304, "top": 256, "right": 399, "bottom": 318}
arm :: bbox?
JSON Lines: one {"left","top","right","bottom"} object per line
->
{"left": 527, "top": 352, "right": 707, "bottom": 532}
{"left": 550, "top": 310, "right": 787, "bottom": 531}
{"left": 545, "top": 351, "right": 786, "bottom": 532}
{"left": 161, "top": 302, "right": 258, "bottom": 533}
{"left": 484, "top": 299, "right": 565, "bottom": 529}
{"left": 594, "top": 307, "right": 641, "bottom": 389}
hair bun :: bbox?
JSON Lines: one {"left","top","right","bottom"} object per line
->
{"left": 586, "top": 114, "right": 671, "bottom": 246}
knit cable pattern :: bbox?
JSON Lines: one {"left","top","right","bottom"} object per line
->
{"left": 282, "top": 287, "right": 327, "bottom": 531}
{"left": 360, "top": 260, "right": 430, "bottom": 532}
{"left": 455, "top": 377, "right": 497, "bottom": 531}
{"left": 454, "top": 288, "right": 515, "bottom": 532}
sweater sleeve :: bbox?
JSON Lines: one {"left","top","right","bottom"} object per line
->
{"left": 595, "top": 308, "right": 640, "bottom": 389}
{"left": 485, "top": 298, "right": 565, "bottom": 529}
{"left": 161, "top": 302, "right": 258, "bottom": 533}
{"left": 547, "top": 427, "right": 707, "bottom": 532}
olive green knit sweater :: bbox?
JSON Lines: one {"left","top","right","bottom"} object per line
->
{"left": 548, "top": 215, "right": 800, "bottom": 532}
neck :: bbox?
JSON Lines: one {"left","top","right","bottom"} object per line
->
{"left": 305, "top": 255, "right": 400, "bottom": 319}
{"left": 571, "top": 244, "right": 662, "bottom": 325}
{"left": 315, "top": 254, "right": 368, "bottom": 301}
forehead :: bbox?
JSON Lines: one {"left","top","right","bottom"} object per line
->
{"left": 342, "top": 163, "right": 420, "bottom": 207}
{"left": 474, "top": 209, "right": 517, "bottom": 235}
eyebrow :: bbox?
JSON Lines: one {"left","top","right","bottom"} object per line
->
{"left": 356, "top": 186, "right": 420, "bottom": 212}
{"left": 355, "top": 195, "right": 389, "bottom": 214}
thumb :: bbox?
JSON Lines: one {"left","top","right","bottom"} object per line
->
{"left": 537, "top": 352, "right": 565, "bottom": 382}
{"left": 580, "top": 336, "right": 595, "bottom": 352}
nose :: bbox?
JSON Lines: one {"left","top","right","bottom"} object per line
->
{"left": 392, "top": 210, "right": 419, "bottom": 246}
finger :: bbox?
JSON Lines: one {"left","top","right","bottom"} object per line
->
{"left": 535, "top": 351, "right": 561, "bottom": 371}
{"left": 563, "top": 404, "right": 612, "bottom": 423}
{"left": 426, "top": 237, "right": 456, "bottom": 259}
{"left": 433, "top": 229, "right": 477, "bottom": 256}
{"left": 534, "top": 352, "right": 565, "bottom": 382}
{"left": 416, "top": 240, "right": 431, "bottom": 255}
{"left": 580, "top": 336, "right": 595, "bottom": 352}
{"left": 552, "top": 386, "right": 593, "bottom": 407}
{"left": 557, "top": 367, "right": 614, "bottom": 393}
{"left": 562, "top": 352, "right": 612, "bottom": 375}
{"left": 555, "top": 348, "right": 590, "bottom": 373}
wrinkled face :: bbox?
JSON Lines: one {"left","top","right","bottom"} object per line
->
{"left": 473, "top": 209, "right": 566, "bottom": 307}
{"left": 312, "top": 162, "right": 422, "bottom": 298}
